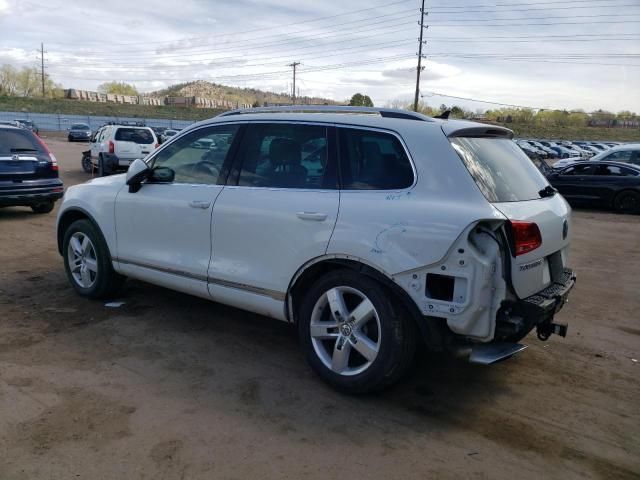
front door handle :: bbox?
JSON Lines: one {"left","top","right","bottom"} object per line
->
{"left": 189, "top": 200, "right": 211, "bottom": 209}
{"left": 296, "top": 211, "right": 327, "bottom": 221}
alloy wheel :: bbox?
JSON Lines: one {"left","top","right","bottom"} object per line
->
{"left": 309, "top": 286, "right": 381, "bottom": 376}
{"left": 67, "top": 232, "right": 99, "bottom": 288}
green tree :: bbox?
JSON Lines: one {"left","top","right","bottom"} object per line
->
{"left": 349, "top": 93, "right": 373, "bottom": 107}
{"left": 98, "top": 81, "right": 139, "bottom": 96}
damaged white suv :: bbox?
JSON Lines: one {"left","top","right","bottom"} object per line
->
{"left": 57, "top": 106, "right": 575, "bottom": 393}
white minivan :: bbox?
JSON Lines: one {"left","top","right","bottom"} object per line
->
{"left": 87, "top": 124, "right": 158, "bottom": 174}
{"left": 58, "top": 106, "right": 575, "bottom": 393}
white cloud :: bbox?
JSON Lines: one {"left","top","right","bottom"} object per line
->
{"left": 0, "top": 0, "right": 637, "bottom": 112}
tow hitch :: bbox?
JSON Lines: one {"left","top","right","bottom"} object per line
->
{"left": 537, "top": 320, "right": 568, "bottom": 341}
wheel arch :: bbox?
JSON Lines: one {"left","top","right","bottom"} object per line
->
{"left": 287, "top": 255, "right": 446, "bottom": 350}
{"left": 57, "top": 207, "right": 103, "bottom": 255}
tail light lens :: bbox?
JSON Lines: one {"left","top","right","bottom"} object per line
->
{"left": 108, "top": 140, "right": 115, "bottom": 154}
{"left": 510, "top": 221, "right": 542, "bottom": 256}
{"left": 34, "top": 135, "right": 58, "bottom": 171}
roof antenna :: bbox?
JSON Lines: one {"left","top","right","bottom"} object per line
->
{"left": 434, "top": 110, "right": 451, "bottom": 119}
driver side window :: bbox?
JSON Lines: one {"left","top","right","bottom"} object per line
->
{"left": 151, "top": 124, "right": 239, "bottom": 185}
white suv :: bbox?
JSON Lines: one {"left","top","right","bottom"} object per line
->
{"left": 57, "top": 106, "right": 575, "bottom": 393}
{"left": 85, "top": 124, "right": 158, "bottom": 175}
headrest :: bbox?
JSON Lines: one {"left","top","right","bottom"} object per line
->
{"left": 270, "top": 138, "right": 301, "bottom": 165}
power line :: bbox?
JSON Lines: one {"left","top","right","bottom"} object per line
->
{"left": 46, "top": 0, "right": 415, "bottom": 48}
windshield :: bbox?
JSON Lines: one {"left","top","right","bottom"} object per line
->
{"left": 450, "top": 137, "right": 549, "bottom": 202}
{"left": 115, "top": 128, "right": 154, "bottom": 144}
{"left": 71, "top": 124, "right": 89, "bottom": 130}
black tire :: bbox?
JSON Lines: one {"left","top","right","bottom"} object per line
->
{"left": 298, "top": 269, "right": 417, "bottom": 394}
{"left": 31, "top": 201, "right": 55, "bottom": 214}
{"left": 62, "top": 219, "right": 125, "bottom": 299}
{"left": 81, "top": 153, "right": 93, "bottom": 173}
{"left": 97, "top": 154, "right": 104, "bottom": 177}
{"left": 614, "top": 190, "right": 640, "bottom": 214}
{"left": 68, "top": 135, "right": 73, "bottom": 142}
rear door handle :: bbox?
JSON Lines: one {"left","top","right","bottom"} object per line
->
{"left": 189, "top": 200, "right": 211, "bottom": 209}
{"left": 296, "top": 211, "right": 327, "bottom": 221}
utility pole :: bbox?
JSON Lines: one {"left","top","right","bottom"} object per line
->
{"left": 288, "top": 62, "right": 300, "bottom": 104}
{"left": 413, "top": 0, "right": 427, "bottom": 112}
{"left": 40, "top": 42, "right": 46, "bottom": 97}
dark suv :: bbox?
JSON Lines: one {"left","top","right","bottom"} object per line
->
{"left": 0, "top": 125, "right": 63, "bottom": 214}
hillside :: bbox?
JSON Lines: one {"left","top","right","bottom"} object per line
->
{"left": 0, "top": 96, "right": 224, "bottom": 121}
{"left": 151, "top": 80, "right": 340, "bottom": 107}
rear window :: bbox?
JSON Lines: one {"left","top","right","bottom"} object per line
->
{"left": 0, "top": 128, "right": 45, "bottom": 155}
{"left": 71, "top": 124, "right": 89, "bottom": 130}
{"left": 451, "top": 137, "right": 549, "bottom": 202}
{"left": 115, "top": 128, "right": 154, "bottom": 144}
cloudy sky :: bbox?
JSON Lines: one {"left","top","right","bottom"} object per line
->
{"left": 1, "top": 0, "right": 638, "bottom": 112}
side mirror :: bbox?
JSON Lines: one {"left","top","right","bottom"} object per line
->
{"left": 126, "top": 159, "right": 151, "bottom": 193}
{"left": 149, "top": 166, "right": 175, "bottom": 183}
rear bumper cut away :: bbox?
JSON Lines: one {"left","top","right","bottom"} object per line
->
{"left": 497, "top": 268, "right": 576, "bottom": 342}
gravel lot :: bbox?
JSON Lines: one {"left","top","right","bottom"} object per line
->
{"left": 1, "top": 138, "right": 639, "bottom": 480}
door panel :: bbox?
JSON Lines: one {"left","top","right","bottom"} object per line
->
{"left": 208, "top": 123, "right": 339, "bottom": 310}
{"left": 114, "top": 124, "right": 240, "bottom": 297}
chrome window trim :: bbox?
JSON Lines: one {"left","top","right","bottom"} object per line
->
{"left": 219, "top": 120, "right": 417, "bottom": 192}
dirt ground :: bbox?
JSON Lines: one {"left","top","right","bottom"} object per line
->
{"left": 1, "top": 138, "right": 639, "bottom": 480}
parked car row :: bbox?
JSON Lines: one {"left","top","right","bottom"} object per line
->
{"left": 516, "top": 138, "right": 624, "bottom": 162}
{"left": 552, "top": 143, "right": 640, "bottom": 169}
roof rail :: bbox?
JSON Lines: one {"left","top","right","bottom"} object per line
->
{"left": 218, "top": 105, "right": 433, "bottom": 122}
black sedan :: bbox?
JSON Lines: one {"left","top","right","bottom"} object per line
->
{"left": 0, "top": 125, "right": 63, "bottom": 214}
{"left": 547, "top": 161, "right": 640, "bottom": 214}
{"left": 67, "top": 123, "right": 92, "bottom": 142}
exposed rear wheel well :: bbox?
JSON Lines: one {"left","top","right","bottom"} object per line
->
{"left": 288, "top": 259, "right": 446, "bottom": 349}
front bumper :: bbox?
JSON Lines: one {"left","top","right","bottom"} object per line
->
{"left": 0, "top": 179, "right": 64, "bottom": 206}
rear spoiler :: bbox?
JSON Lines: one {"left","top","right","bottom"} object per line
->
{"left": 442, "top": 123, "right": 514, "bottom": 139}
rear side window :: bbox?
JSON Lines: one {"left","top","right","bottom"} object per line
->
{"left": 606, "top": 150, "right": 633, "bottom": 162}
{"left": 593, "top": 164, "right": 638, "bottom": 176}
{"left": 338, "top": 128, "right": 414, "bottom": 190}
{"left": 115, "top": 128, "right": 154, "bottom": 144}
{"left": 561, "top": 164, "right": 593, "bottom": 176}
{"left": 450, "top": 138, "right": 549, "bottom": 202}
{"left": 236, "top": 123, "right": 331, "bottom": 189}
{"left": 0, "top": 128, "right": 45, "bottom": 155}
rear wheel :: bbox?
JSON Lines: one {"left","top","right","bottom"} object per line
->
{"left": 81, "top": 153, "right": 93, "bottom": 173}
{"left": 614, "top": 191, "right": 640, "bottom": 214}
{"left": 31, "top": 201, "right": 54, "bottom": 214}
{"left": 63, "top": 219, "right": 125, "bottom": 299}
{"left": 298, "top": 270, "right": 416, "bottom": 393}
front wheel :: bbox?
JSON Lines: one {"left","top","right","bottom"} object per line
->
{"left": 298, "top": 270, "right": 416, "bottom": 393}
{"left": 614, "top": 191, "right": 640, "bottom": 214}
{"left": 63, "top": 219, "right": 125, "bottom": 299}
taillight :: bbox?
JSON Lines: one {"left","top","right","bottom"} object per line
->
{"left": 155, "top": 143, "right": 160, "bottom": 149}
{"left": 34, "top": 135, "right": 58, "bottom": 171}
{"left": 108, "top": 140, "right": 115, "bottom": 154}
{"left": 510, "top": 221, "right": 542, "bottom": 256}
